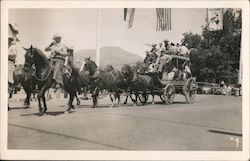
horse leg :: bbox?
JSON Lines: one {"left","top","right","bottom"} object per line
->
{"left": 135, "top": 92, "right": 139, "bottom": 106}
{"left": 38, "top": 96, "right": 43, "bottom": 115}
{"left": 151, "top": 92, "right": 155, "bottom": 105}
{"left": 8, "top": 83, "right": 13, "bottom": 98}
{"left": 76, "top": 92, "right": 80, "bottom": 108}
{"left": 24, "top": 91, "right": 31, "bottom": 108}
{"left": 116, "top": 92, "right": 121, "bottom": 107}
{"left": 65, "top": 92, "right": 74, "bottom": 113}
{"left": 41, "top": 94, "right": 47, "bottom": 115}
{"left": 92, "top": 87, "right": 99, "bottom": 108}
{"left": 38, "top": 83, "right": 50, "bottom": 115}
{"left": 131, "top": 92, "right": 138, "bottom": 106}
{"left": 109, "top": 93, "right": 114, "bottom": 108}
{"left": 123, "top": 93, "right": 129, "bottom": 104}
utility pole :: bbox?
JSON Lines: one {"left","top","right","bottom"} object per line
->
{"left": 96, "top": 8, "right": 101, "bottom": 66}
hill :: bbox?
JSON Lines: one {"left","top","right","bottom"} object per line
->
{"left": 74, "top": 46, "right": 143, "bottom": 68}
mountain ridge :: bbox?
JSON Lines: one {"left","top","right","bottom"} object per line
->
{"left": 74, "top": 46, "right": 143, "bottom": 68}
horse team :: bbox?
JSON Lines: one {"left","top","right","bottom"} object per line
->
{"left": 10, "top": 45, "right": 164, "bottom": 116}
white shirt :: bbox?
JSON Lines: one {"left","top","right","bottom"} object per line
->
{"left": 178, "top": 45, "right": 190, "bottom": 56}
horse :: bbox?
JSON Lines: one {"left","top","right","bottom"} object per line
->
{"left": 121, "top": 64, "right": 159, "bottom": 106}
{"left": 7, "top": 63, "right": 36, "bottom": 109}
{"left": 91, "top": 65, "right": 128, "bottom": 108}
{"left": 61, "top": 64, "right": 81, "bottom": 111}
{"left": 23, "top": 45, "right": 79, "bottom": 115}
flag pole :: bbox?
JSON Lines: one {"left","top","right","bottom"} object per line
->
{"left": 96, "top": 8, "right": 100, "bottom": 66}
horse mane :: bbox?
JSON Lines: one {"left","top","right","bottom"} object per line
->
{"left": 33, "top": 47, "right": 48, "bottom": 61}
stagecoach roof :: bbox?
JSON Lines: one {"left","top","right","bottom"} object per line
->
{"left": 169, "top": 55, "right": 190, "bottom": 61}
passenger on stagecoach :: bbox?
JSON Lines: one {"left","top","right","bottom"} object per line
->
{"left": 168, "top": 43, "right": 178, "bottom": 55}
{"left": 181, "top": 60, "right": 192, "bottom": 80}
{"left": 45, "top": 34, "right": 69, "bottom": 89}
{"left": 163, "top": 39, "right": 170, "bottom": 51}
{"left": 150, "top": 44, "right": 158, "bottom": 54}
{"left": 157, "top": 42, "right": 166, "bottom": 54}
{"left": 155, "top": 49, "right": 172, "bottom": 79}
{"left": 177, "top": 43, "right": 191, "bottom": 58}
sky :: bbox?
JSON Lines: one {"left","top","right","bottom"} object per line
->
{"left": 9, "top": 8, "right": 207, "bottom": 64}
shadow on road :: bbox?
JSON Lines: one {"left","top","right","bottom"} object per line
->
{"left": 9, "top": 106, "right": 29, "bottom": 110}
{"left": 208, "top": 129, "right": 242, "bottom": 137}
{"left": 20, "top": 111, "right": 67, "bottom": 117}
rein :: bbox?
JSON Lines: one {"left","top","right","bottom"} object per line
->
{"left": 34, "top": 67, "right": 52, "bottom": 82}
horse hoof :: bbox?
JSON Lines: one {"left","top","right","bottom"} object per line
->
{"left": 64, "top": 110, "right": 70, "bottom": 114}
{"left": 76, "top": 105, "right": 80, "bottom": 108}
{"left": 152, "top": 102, "right": 155, "bottom": 105}
{"left": 40, "top": 112, "right": 46, "bottom": 116}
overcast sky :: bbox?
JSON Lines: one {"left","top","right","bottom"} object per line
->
{"left": 9, "top": 8, "right": 207, "bottom": 64}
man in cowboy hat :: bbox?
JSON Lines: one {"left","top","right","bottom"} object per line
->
{"left": 8, "top": 23, "right": 19, "bottom": 110}
{"left": 163, "top": 39, "right": 170, "bottom": 51}
{"left": 45, "top": 34, "right": 68, "bottom": 88}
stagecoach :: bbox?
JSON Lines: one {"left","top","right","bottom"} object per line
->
{"left": 135, "top": 55, "right": 197, "bottom": 105}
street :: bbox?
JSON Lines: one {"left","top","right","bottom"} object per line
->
{"left": 8, "top": 91, "right": 242, "bottom": 150}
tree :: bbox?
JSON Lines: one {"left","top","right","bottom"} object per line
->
{"left": 181, "top": 32, "right": 202, "bottom": 49}
{"left": 186, "top": 9, "right": 242, "bottom": 84}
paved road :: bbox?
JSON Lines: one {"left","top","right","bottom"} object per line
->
{"left": 8, "top": 91, "right": 242, "bottom": 150}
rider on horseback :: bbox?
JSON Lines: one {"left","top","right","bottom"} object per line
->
{"left": 8, "top": 24, "right": 19, "bottom": 85}
{"left": 8, "top": 24, "right": 19, "bottom": 103}
{"left": 45, "top": 34, "right": 69, "bottom": 89}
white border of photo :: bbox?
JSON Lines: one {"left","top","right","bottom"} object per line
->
{"left": 1, "top": 0, "right": 249, "bottom": 160}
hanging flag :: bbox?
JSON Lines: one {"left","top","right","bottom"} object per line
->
{"left": 124, "top": 8, "right": 136, "bottom": 28}
{"left": 207, "top": 8, "right": 223, "bottom": 31}
{"left": 124, "top": 8, "right": 127, "bottom": 21}
{"left": 156, "top": 8, "right": 171, "bottom": 31}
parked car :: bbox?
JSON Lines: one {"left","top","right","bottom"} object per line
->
{"left": 196, "top": 82, "right": 210, "bottom": 94}
{"left": 196, "top": 82, "right": 222, "bottom": 95}
{"left": 209, "top": 83, "right": 222, "bottom": 95}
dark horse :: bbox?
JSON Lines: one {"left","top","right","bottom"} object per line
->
{"left": 91, "top": 65, "right": 128, "bottom": 108}
{"left": 23, "top": 45, "right": 79, "bottom": 115}
{"left": 8, "top": 64, "right": 35, "bottom": 110}
{"left": 121, "top": 64, "right": 160, "bottom": 105}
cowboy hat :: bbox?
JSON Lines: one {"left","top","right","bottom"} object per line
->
{"left": 163, "top": 39, "right": 169, "bottom": 42}
{"left": 53, "top": 34, "right": 61, "bottom": 39}
{"left": 9, "top": 23, "right": 19, "bottom": 34}
{"left": 67, "top": 46, "right": 74, "bottom": 51}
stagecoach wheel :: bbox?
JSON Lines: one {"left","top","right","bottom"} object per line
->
{"left": 183, "top": 77, "right": 196, "bottom": 104}
{"left": 162, "top": 84, "right": 175, "bottom": 104}
{"left": 138, "top": 93, "right": 149, "bottom": 105}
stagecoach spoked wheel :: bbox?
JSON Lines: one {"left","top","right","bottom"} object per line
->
{"left": 138, "top": 93, "right": 149, "bottom": 105}
{"left": 183, "top": 77, "right": 196, "bottom": 104}
{"left": 162, "top": 84, "right": 175, "bottom": 104}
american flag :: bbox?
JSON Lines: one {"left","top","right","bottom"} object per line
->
{"left": 156, "top": 8, "right": 171, "bottom": 31}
